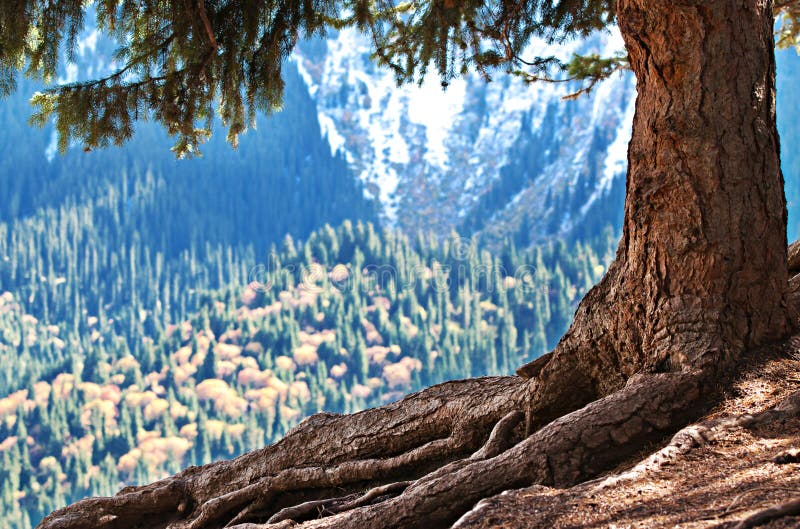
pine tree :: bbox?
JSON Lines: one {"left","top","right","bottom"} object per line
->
{"left": 3, "top": 1, "right": 800, "bottom": 524}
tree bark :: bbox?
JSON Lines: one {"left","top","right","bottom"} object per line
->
{"left": 519, "top": 0, "right": 792, "bottom": 428}
{"left": 37, "top": 377, "right": 527, "bottom": 529}
{"left": 36, "top": 2, "right": 796, "bottom": 529}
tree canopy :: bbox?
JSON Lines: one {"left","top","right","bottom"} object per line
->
{"left": 0, "top": 0, "right": 798, "bottom": 156}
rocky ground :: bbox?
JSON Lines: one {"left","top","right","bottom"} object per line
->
{"left": 456, "top": 354, "right": 800, "bottom": 529}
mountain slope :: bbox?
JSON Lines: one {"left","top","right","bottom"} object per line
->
{"left": 292, "top": 28, "right": 631, "bottom": 243}
{"left": 0, "top": 42, "right": 377, "bottom": 256}
{"left": 294, "top": 31, "right": 800, "bottom": 245}
{"left": 0, "top": 222, "right": 617, "bottom": 528}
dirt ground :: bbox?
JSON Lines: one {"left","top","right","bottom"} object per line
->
{"left": 455, "top": 356, "right": 800, "bottom": 529}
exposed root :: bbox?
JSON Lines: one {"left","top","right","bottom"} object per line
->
{"left": 330, "top": 482, "right": 413, "bottom": 512}
{"left": 468, "top": 411, "right": 524, "bottom": 460}
{"left": 592, "top": 418, "right": 731, "bottom": 491}
{"left": 175, "top": 435, "right": 463, "bottom": 528}
{"left": 264, "top": 495, "right": 361, "bottom": 526}
{"left": 284, "top": 370, "right": 714, "bottom": 529}
{"left": 38, "top": 377, "right": 523, "bottom": 529}
{"left": 733, "top": 497, "right": 800, "bottom": 529}
{"left": 36, "top": 480, "right": 189, "bottom": 529}
{"left": 266, "top": 482, "right": 413, "bottom": 525}
{"left": 228, "top": 522, "right": 297, "bottom": 529}
{"left": 218, "top": 411, "right": 524, "bottom": 527}
{"left": 594, "top": 389, "right": 800, "bottom": 491}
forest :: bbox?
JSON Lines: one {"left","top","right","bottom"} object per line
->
{"left": 0, "top": 24, "right": 623, "bottom": 526}
{"left": 0, "top": 216, "right": 616, "bottom": 528}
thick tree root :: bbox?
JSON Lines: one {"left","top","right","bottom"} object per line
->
{"left": 219, "top": 412, "right": 526, "bottom": 529}
{"left": 37, "top": 377, "right": 524, "bottom": 529}
{"left": 188, "top": 411, "right": 524, "bottom": 528}
{"left": 219, "top": 411, "right": 525, "bottom": 528}
{"left": 33, "top": 480, "right": 190, "bottom": 529}
{"left": 733, "top": 497, "right": 800, "bottom": 529}
{"left": 291, "top": 370, "right": 714, "bottom": 529}
{"left": 174, "top": 434, "right": 468, "bottom": 528}
{"left": 264, "top": 481, "right": 412, "bottom": 525}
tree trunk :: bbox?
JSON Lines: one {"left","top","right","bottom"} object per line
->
{"left": 519, "top": 0, "right": 792, "bottom": 429}
{"left": 36, "top": 2, "right": 795, "bottom": 529}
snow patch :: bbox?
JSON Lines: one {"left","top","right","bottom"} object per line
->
{"left": 78, "top": 30, "right": 99, "bottom": 57}
{"left": 406, "top": 76, "right": 465, "bottom": 168}
{"left": 293, "top": 26, "right": 635, "bottom": 236}
{"left": 58, "top": 63, "right": 79, "bottom": 84}
{"left": 318, "top": 113, "right": 347, "bottom": 156}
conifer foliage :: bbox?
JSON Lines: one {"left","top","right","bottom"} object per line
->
{"left": 0, "top": 217, "right": 615, "bottom": 528}
{"left": 3, "top": 1, "right": 800, "bottom": 155}
{"left": 2, "top": 0, "right": 615, "bottom": 155}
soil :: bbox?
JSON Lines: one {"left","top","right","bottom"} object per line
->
{"left": 455, "top": 356, "right": 800, "bottom": 529}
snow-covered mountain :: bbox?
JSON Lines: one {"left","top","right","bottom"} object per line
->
{"left": 293, "top": 29, "right": 636, "bottom": 244}
{"left": 33, "top": 23, "right": 800, "bottom": 246}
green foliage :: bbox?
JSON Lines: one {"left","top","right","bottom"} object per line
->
{"left": 0, "top": 0, "right": 618, "bottom": 155}
{"left": 0, "top": 215, "right": 618, "bottom": 528}
{"left": 4, "top": 0, "right": 342, "bottom": 154}
{"left": 4, "top": 1, "right": 800, "bottom": 153}
{"left": 777, "top": 1, "right": 800, "bottom": 51}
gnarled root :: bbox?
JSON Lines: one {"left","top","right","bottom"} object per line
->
{"left": 37, "top": 377, "right": 524, "bottom": 529}
{"left": 733, "top": 497, "right": 800, "bottom": 529}
{"left": 156, "top": 369, "right": 718, "bottom": 529}
{"left": 33, "top": 480, "right": 190, "bottom": 529}
{"left": 36, "top": 368, "right": 727, "bottom": 529}
{"left": 264, "top": 481, "right": 413, "bottom": 526}
{"left": 189, "top": 410, "right": 526, "bottom": 528}
{"left": 226, "top": 411, "right": 527, "bottom": 529}
{"left": 290, "top": 370, "right": 714, "bottom": 529}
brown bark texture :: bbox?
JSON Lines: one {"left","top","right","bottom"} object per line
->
{"left": 519, "top": 0, "right": 791, "bottom": 428}
{"left": 36, "top": 1, "right": 794, "bottom": 529}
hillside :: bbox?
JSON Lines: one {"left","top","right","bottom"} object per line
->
{"left": 0, "top": 52, "right": 377, "bottom": 254}
{"left": 0, "top": 222, "right": 616, "bottom": 528}
{"left": 294, "top": 30, "right": 800, "bottom": 244}
{"left": 293, "top": 28, "right": 633, "bottom": 244}
{"left": 0, "top": 26, "right": 632, "bottom": 527}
